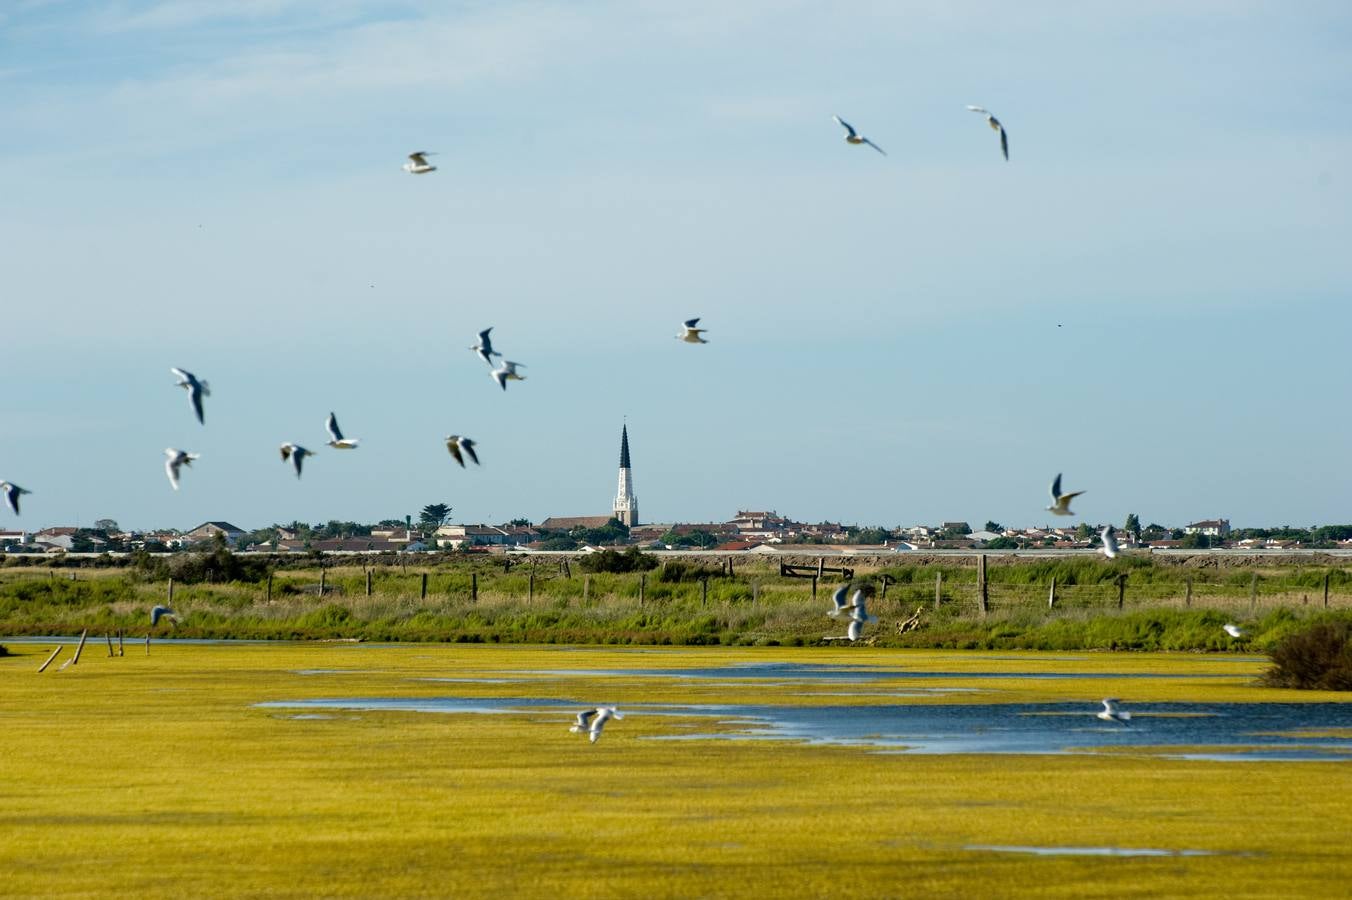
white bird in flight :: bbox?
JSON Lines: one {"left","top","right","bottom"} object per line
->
{"left": 678, "top": 318, "right": 708, "bottom": 344}
{"left": 1, "top": 481, "right": 30, "bottom": 515}
{"left": 170, "top": 368, "right": 209, "bottom": 425}
{"left": 828, "top": 584, "right": 851, "bottom": 617}
{"left": 150, "top": 605, "right": 178, "bottom": 627}
{"left": 279, "top": 443, "right": 314, "bottom": 479}
{"left": 163, "top": 448, "right": 198, "bottom": 491}
{"left": 832, "top": 115, "right": 886, "bottom": 155}
{"left": 490, "top": 360, "right": 526, "bottom": 391}
{"left": 966, "top": 106, "right": 1009, "bottom": 161}
{"left": 470, "top": 328, "right": 502, "bottom": 366}
{"left": 1101, "top": 524, "right": 1120, "bottom": 559}
{"left": 1047, "top": 473, "right": 1085, "bottom": 517}
{"left": 1223, "top": 623, "right": 1246, "bottom": 639}
{"left": 403, "top": 151, "right": 437, "bottom": 174}
{"left": 587, "top": 706, "right": 622, "bottom": 743}
{"left": 325, "top": 413, "right": 359, "bottom": 449}
{"left": 569, "top": 708, "right": 599, "bottom": 735}
{"left": 1096, "top": 698, "right": 1131, "bottom": 726}
{"left": 445, "top": 435, "right": 480, "bottom": 467}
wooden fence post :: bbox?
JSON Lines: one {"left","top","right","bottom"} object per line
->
{"left": 38, "top": 646, "right": 62, "bottom": 673}
{"left": 1185, "top": 577, "right": 1192, "bottom": 608}
{"left": 420, "top": 573, "right": 428, "bottom": 600}
{"left": 63, "top": 629, "right": 88, "bottom": 669}
{"left": 817, "top": 557, "right": 825, "bottom": 581}
{"left": 811, "top": 574, "right": 819, "bottom": 602}
{"left": 977, "top": 555, "right": 988, "bottom": 616}
{"left": 167, "top": 577, "right": 174, "bottom": 605}
{"left": 1324, "top": 572, "right": 1331, "bottom": 609}
{"left": 366, "top": 570, "right": 373, "bottom": 596}
{"left": 471, "top": 572, "right": 478, "bottom": 603}
{"left": 106, "top": 633, "right": 115, "bottom": 657}
{"left": 934, "top": 572, "right": 942, "bottom": 609}
{"left": 1116, "top": 573, "right": 1128, "bottom": 610}
{"left": 1048, "top": 576, "right": 1057, "bottom": 609}
{"left": 728, "top": 557, "right": 735, "bottom": 578}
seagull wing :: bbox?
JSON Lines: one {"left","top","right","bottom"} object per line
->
{"left": 189, "top": 384, "right": 205, "bottom": 425}
{"left": 573, "top": 708, "right": 598, "bottom": 729}
{"left": 170, "top": 367, "right": 192, "bottom": 385}
{"left": 683, "top": 318, "right": 701, "bottom": 329}
{"left": 833, "top": 115, "right": 857, "bottom": 139}
{"left": 326, "top": 413, "right": 344, "bottom": 443}
{"left": 863, "top": 138, "right": 886, "bottom": 156}
{"left": 1050, "top": 473, "right": 1063, "bottom": 502}
{"left": 999, "top": 126, "right": 1009, "bottom": 161}
{"left": 165, "top": 456, "right": 180, "bottom": 490}
{"left": 491, "top": 368, "right": 508, "bottom": 391}
{"left": 829, "top": 584, "right": 849, "bottom": 615}
{"left": 966, "top": 105, "right": 989, "bottom": 114}
{"left": 461, "top": 439, "right": 480, "bottom": 466}
{"left": 409, "top": 152, "right": 431, "bottom": 165}
{"left": 446, "top": 439, "right": 465, "bottom": 467}
{"left": 847, "top": 619, "right": 862, "bottom": 641}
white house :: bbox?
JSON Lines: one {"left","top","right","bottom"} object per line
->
{"left": 1184, "top": 519, "right": 1231, "bottom": 538}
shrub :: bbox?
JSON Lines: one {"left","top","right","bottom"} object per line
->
{"left": 578, "top": 547, "right": 658, "bottom": 574}
{"left": 657, "top": 560, "right": 723, "bottom": 583}
{"left": 1262, "top": 620, "right": 1352, "bottom": 690}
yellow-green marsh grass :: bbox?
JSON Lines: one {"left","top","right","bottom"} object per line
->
{"left": 3, "top": 643, "right": 1351, "bottom": 898}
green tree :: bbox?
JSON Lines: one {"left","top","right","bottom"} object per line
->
{"left": 1124, "top": 513, "right": 1141, "bottom": 535}
{"left": 1075, "top": 523, "right": 1094, "bottom": 540}
{"left": 419, "top": 504, "right": 452, "bottom": 530}
{"left": 984, "top": 521, "right": 1003, "bottom": 534}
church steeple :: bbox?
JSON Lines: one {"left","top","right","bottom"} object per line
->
{"left": 614, "top": 423, "right": 638, "bottom": 527}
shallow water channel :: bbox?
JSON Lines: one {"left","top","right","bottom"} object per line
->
{"left": 261, "top": 659, "right": 1352, "bottom": 761}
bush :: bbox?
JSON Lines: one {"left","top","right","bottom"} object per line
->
{"left": 578, "top": 547, "right": 658, "bottom": 574}
{"left": 1262, "top": 620, "right": 1352, "bottom": 690}
{"left": 657, "top": 560, "right": 723, "bottom": 583}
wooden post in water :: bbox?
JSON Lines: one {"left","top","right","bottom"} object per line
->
{"left": 366, "top": 570, "right": 373, "bottom": 596}
{"left": 1116, "top": 573, "right": 1128, "bottom": 610}
{"left": 701, "top": 578, "right": 708, "bottom": 607}
{"left": 145, "top": 633, "right": 151, "bottom": 655}
{"left": 471, "top": 572, "right": 478, "bottom": 603}
{"left": 420, "top": 573, "right": 429, "bottom": 600}
{"left": 1048, "top": 576, "right": 1057, "bottom": 609}
{"left": 106, "top": 633, "right": 115, "bottom": 657}
{"left": 1249, "top": 571, "right": 1258, "bottom": 614}
{"left": 67, "top": 629, "right": 88, "bottom": 668}
{"left": 639, "top": 573, "right": 646, "bottom": 606}
{"left": 37, "top": 646, "right": 62, "bottom": 673}
{"left": 1185, "top": 577, "right": 1192, "bottom": 607}
{"left": 1324, "top": 572, "right": 1331, "bottom": 609}
{"left": 118, "top": 631, "right": 124, "bottom": 656}
{"left": 977, "top": 555, "right": 988, "bottom": 616}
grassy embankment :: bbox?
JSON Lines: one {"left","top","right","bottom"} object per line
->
{"left": 1, "top": 642, "right": 1349, "bottom": 899}
{"left": 2, "top": 554, "right": 1350, "bottom": 649}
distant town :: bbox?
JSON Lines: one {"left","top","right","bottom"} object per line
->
{"left": 5, "top": 511, "right": 1352, "bottom": 556}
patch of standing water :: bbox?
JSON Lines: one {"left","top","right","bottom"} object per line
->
{"left": 965, "top": 845, "right": 1218, "bottom": 857}
{"left": 258, "top": 695, "right": 1352, "bottom": 760}
{"left": 513, "top": 662, "right": 1220, "bottom": 682}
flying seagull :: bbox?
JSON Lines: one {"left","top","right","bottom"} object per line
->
{"left": 490, "top": 360, "right": 526, "bottom": 391}
{"left": 828, "top": 584, "right": 851, "bottom": 617}
{"left": 587, "top": 706, "right": 622, "bottom": 744}
{"left": 0, "top": 481, "right": 30, "bottom": 515}
{"left": 678, "top": 318, "right": 708, "bottom": 344}
{"left": 470, "top": 328, "right": 502, "bottom": 366}
{"left": 403, "top": 151, "right": 437, "bottom": 174}
{"left": 445, "top": 435, "right": 480, "bottom": 467}
{"left": 1222, "top": 623, "right": 1246, "bottom": 639}
{"left": 150, "top": 605, "right": 178, "bottom": 627}
{"left": 279, "top": 443, "right": 314, "bottom": 479}
{"left": 847, "top": 589, "right": 879, "bottom": 625}
{"left": 832, "top": 115, "right": 886, "bottom": 155}
{"left": 966, "top": 106, "right": 1009, "bottom": 161}
{"left": 1096, "top": 698, "right": 1131, "bottom": 726}
{"left": 569, "top": 708, "right": 599, "bottom": 735}
{"left": 847, "top": 619, "right": 865, "bottom": 642}
{"left": 1047, "top": 473, "right": 1085, "bottom": 517}
{"left": 163, "top": 448, "right": 199, "bottom": 491}
{"left": 170, "top": 368, "right": 209, "bottom": 425}
{"left": 1101, "top": 524, "right": 1120, "bottom": 559}
{"left": 325, "top": 413, "right": 359, "bottom": 449}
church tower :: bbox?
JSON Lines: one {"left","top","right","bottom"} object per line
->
{"left": 613, "top": 424, "right": 638, "bottom": 527}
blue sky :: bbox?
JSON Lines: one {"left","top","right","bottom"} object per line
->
{"left": 2, "top": 1, "right": 1349, "bottom": 533}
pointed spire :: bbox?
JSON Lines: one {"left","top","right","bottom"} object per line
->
{"left": 619, "top": 424, "right": 631, "bottom": 469}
